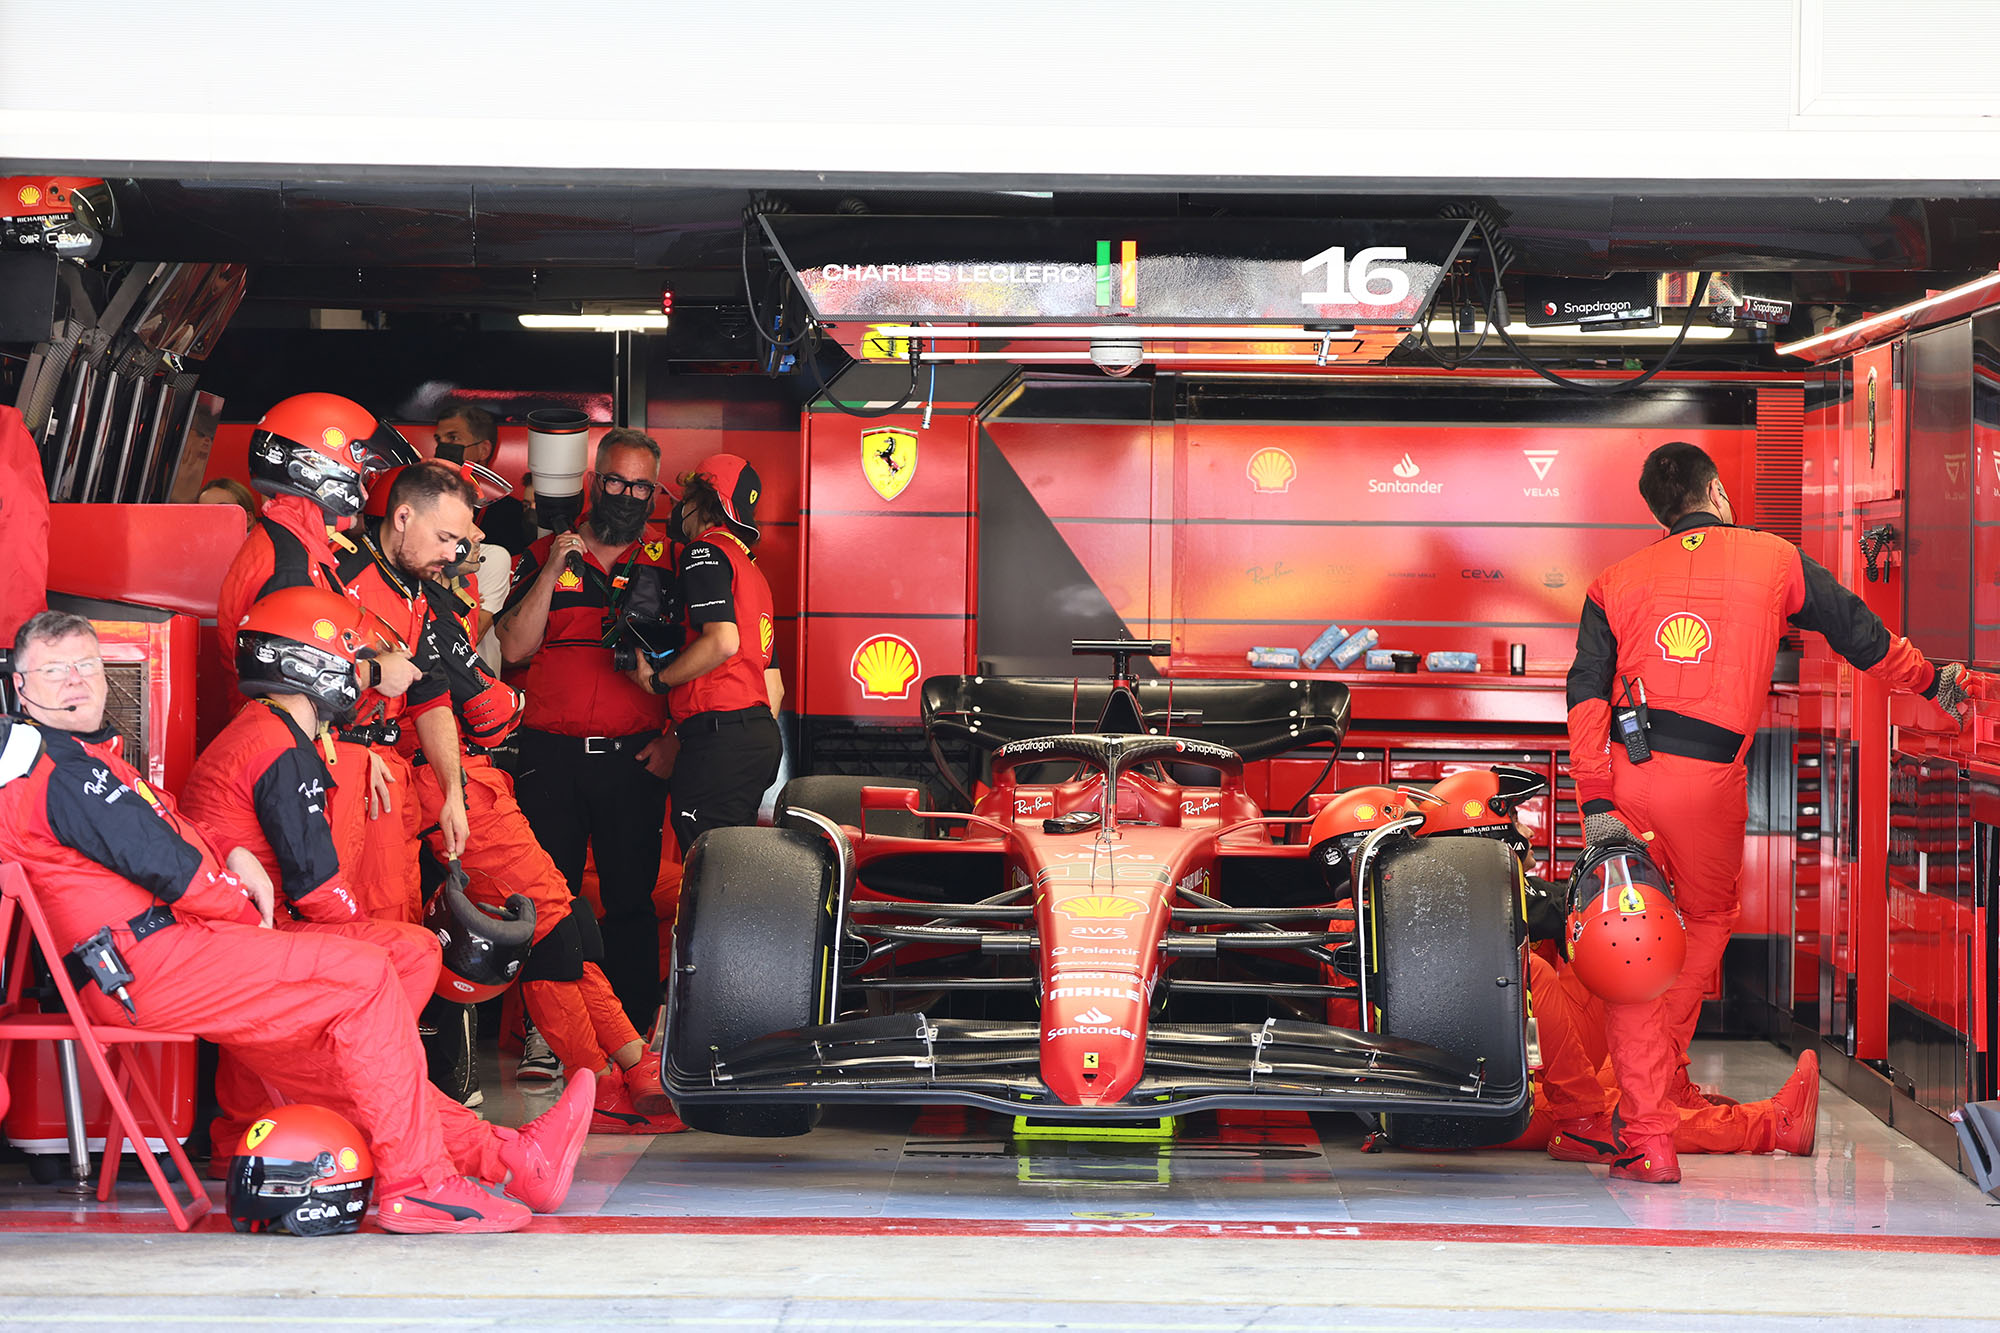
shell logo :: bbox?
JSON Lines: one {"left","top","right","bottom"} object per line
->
{"left": 1246, "top": 447, "right": 1297, "bottom": 494}
{"left": 133, "top": 780, "right": 160, "bottom": 808}
{"left": 1681, "top": 532, "right": 1705, "bottom": 552}
{"left": 245, "top": 1118, "right": 276, "bottom": 1151}
{"left": 1618, "top": 886, "right": 1648, "bottom": 914}
{"left": 555, "top": 567, "right": 582, "bottom": 591}
{"left": 851, "top": 634, "right": 920, "bottom": 700}
{"left": 1656, "top": 612, "right": 1713, "bottom": 663}
{"left": 1463, "top": 800, "right": 1485, "bottom": 819}
{"left": 311, "top": 618, "right": 338, "bottom": 642}
{"left": 759, "top": 612, "right": 774, "bottom": 658}
{"left": 323, "top": 426, "right": 346, "bottom": 452}
{"left": 1056, "top": 895, "right": 1147, "bottom": 920}
{"left": 337, "top": 1147, "right": 359, "bottom": 1173}
{"left": 18, "top": 185, "right": 42, "bottom": 207}
{"left": 1353, "top": 803, "right": 1376, "bottom": 822}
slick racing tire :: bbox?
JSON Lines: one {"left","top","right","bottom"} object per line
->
{"left": 777, "top": 774, "right": 931, "bottom": 840}
{"left": 1369, "top": 833, "right": 1532, "bottom": 1150}
{"left": 667, "top": 825, "right": 833, "bottom": 1137}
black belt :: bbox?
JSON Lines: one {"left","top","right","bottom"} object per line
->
{"left": 338, "top": 718, "right": 402, "bottom": 748}
{"left": 674, "top": 706, "right": 770, "bottom": 739}
{"left": 1645, "top": 707, "right": 1745, "bottom": 764}
{"left": 520, "top": 727, "right": 658, "bottom": 757}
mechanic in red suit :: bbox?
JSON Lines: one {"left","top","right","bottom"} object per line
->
{"left": 179, "top": 587, "right": 596, "bottom": 1202}
{"left": 624, "top": 454, "right": 783, "bottom": 857}
{"left": 494, "top": 428, "right": 681, "bottom": 1029}
{"left": 1566, "top": 440, "right": 1989, "bottom": 1183}
{"left": 362, "top": 462, "right": 679, "bottom": 1135}
{"left": 0, "top": 612, "right": 562, "bottom": 1233}
{"left": 215, "top": 393, "right": 436, "bottom": 921}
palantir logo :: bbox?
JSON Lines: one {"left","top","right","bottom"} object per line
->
{"left": 1391, "top": 454, "right": 1420, "bottom": 479}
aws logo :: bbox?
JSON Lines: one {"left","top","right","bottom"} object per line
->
{"left": 851, "top": 634, "right": 920, "bottom": 700}
{"left": 1656, "top": 612, "right": 1713, "bottom": 663}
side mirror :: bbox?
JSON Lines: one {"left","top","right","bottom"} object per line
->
{"left": 859, "top": 786, "right": 921, "bottom": 813}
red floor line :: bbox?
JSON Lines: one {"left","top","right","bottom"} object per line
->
{"left": 5, "top": 1210, "right": 2000, "bottom": 1254}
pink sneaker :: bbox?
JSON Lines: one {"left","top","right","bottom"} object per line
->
{"left": 500, "top": 1068, "right": 596, "bottom": 1212}
{"left": 377, "top": 1175, "right": 531, "bottom": 1234}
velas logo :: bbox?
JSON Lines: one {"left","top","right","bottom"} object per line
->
{"left": 1656, "top": 611, "right": 1712, "bottom": 662}
{"left": 861, "top": 427, "right": 918, "bottom": 502}
{"left": 312, "top": 618, "right": 337, "bottom": 642}
{"left": 1523, "top": 449, "right": 1558, "bottom": 480}
{"left": 1392, "top": 453, "right": 1420, "bottom": 479}
{"left": 759, "top": 612, "right": 774, "bottom": 657}
{"left": 851, "top": 633, "right": 920, "bottom": 700}
{"left": 1095, "top": 239, "right": 1138, "bottom": 309}
{"left": 1246, "top": 447, "right": 1296, "bottom": 494}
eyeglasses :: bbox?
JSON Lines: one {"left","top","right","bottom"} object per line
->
{"left": 597, "top": 473, "right": 657, "bottom": 502}
{"left": 19, "top": 658, "right": 103, "bottom": 684}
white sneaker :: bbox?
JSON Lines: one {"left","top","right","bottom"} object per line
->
{"left": 516, "top": 1025, "right": 560, "bottom": 1084}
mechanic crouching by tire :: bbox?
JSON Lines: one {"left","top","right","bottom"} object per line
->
{"left": 494, "top": 428, "right": 681, "bottom": 1031}
{"left": 627, "top": 453, "right": 783, "bottom": 858}
{"left": 0, "top": 612, "right": 585, "bottom": 1234}
{"left": 1565, "top": 440, "right": 1993, "bottom": 1184}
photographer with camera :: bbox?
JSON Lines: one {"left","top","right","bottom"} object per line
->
{"left": 495, "top": 428, "right": 682, "bottom": 1041}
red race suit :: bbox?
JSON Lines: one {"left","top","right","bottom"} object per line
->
{"left": 1566, "top": 512, "right": 1940, "bottom": 1138}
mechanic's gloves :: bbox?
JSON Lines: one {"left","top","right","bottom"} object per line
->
{"left": 1924, "top": 661, "right": 1991, "bottom": 728}
{"left": 1581, "top": 808, "right": 1636, "bottom": 848}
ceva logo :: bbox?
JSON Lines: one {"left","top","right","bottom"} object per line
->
{"left": 1391, "top": 453, "right": 1420, "bottom": 479}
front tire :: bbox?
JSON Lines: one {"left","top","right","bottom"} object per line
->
{"left": 666, "top": 826, "right": 833, "bottom": 1137}
{"left": 1369, "top": 833, "right": 1532, "bottom": 1150}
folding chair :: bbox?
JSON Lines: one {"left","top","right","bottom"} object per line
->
{"left": 0, "top": 861, "right": 212, "bottom": 1230}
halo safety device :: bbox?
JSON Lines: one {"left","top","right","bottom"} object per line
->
{"left": 225, "top": 1103, "right": 375, "bottom": 1236}
{"left": 425, "top": 859, "right": 536, "bottom": 1002}
{"left": 1564, "top": 834, "right": 1686, "bottom": 1004}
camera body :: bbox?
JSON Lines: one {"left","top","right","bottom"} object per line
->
{"left": 605, "top": 562, "right": 685, "bottom": 674}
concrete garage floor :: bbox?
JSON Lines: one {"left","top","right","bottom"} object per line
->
{"left": 1, "top": 1042, "right": 1997, "bottom": 1332}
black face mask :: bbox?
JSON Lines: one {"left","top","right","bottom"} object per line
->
{"left": 667, "top": 498, "right": 693, "bottom": 541}
{"left": 433, "top": 442, "right": 467, "bottom": 464}
{"left": 589, "top": 482, "right": 651, "bottom": 545}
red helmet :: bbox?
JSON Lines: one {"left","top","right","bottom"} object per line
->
{"left": 1565, "top": 836, "right": 1686, "bottom": 1004}
{"left": 225, "top": 1104, "right": 375, "bottom": 1236}
{"left": 690, "top": 452, "right": 761, "bottom": 543}
{"left": 247, "top": 393, "right": 413, "bottom": 518}
{"left": 1307, "top": 786, "right": 1408, "bottom": 886}
{"left": 235, "top": 587, "right": 373, "bottom": 722}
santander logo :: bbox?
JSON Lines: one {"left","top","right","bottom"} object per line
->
{"left": 1072, "top": 1006, "right": 1114, "bottom": 1025}
{"left": 1391, "top": 453, "right": 1420, "bottom": 479}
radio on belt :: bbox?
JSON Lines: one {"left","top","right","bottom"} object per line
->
{"left": 71, "top": 925, "right": 138, "bottom": 1021}
{"left": 1614, "top": 674, "right": 1652, "bottom": 764}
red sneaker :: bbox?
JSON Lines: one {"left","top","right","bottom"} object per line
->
{"left": 500, "top": 1068, "right": 596, "bottom": 1212}
{"left": 591, "top": 1068, "right": 688, "bottom": 1135}
{"left": 625, "top": 1051, "right": 672, "bottom": 1116}
{"left": 1609, "top": 1133, "right": 1681, "bottom": 1184}
{"left": 1771, "top": 1049, "right": 1820, "bottom": 1157}
{"left": 377, "top": 1175, "right": 531, "bottom": 1234}
{"left": 1547, "top": 1113, "right": 1622, "bottom": 1164}
{"left": 1670, "top": 1066, "right": 1738, "bottom": 1109}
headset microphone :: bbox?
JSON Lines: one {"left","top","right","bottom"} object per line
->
{"left": 16, "top": 687, "right": 79, "bottom": 713}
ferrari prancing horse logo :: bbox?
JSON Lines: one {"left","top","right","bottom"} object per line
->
{"left": 861, "top": 428, "right": 918, "bottom": 502}
{"left": 245, "top": 1118, "right": 276, "bottom": 1151}
{"left": 1681, "top": 532, "right": 1705, "bottom": 551}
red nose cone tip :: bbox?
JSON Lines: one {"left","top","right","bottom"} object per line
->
{"left": 1041, "top": 993, "right": 1147, "bottom": 1106}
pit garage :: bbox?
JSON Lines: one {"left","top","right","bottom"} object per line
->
{"left": 5, "top": 6, "right": 2000, "bottom": 1330}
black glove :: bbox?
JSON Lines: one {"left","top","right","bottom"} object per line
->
{"left": 1924, "top": 661, "right": 1980, "bottom": 727}
{"left": 1582, "top": 810, "right": 1635, "bottom": 848}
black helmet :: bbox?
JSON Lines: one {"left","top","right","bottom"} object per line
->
{"left": 225, "top": 1104, "right": 375, "bottom": 1236}
{"left": 424, "top": 862, "right": 535, "bottom": 1002}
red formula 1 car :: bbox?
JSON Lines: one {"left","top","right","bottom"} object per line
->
{"left": 665, "top": 641, "right": 1542, "bottom": 1147}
